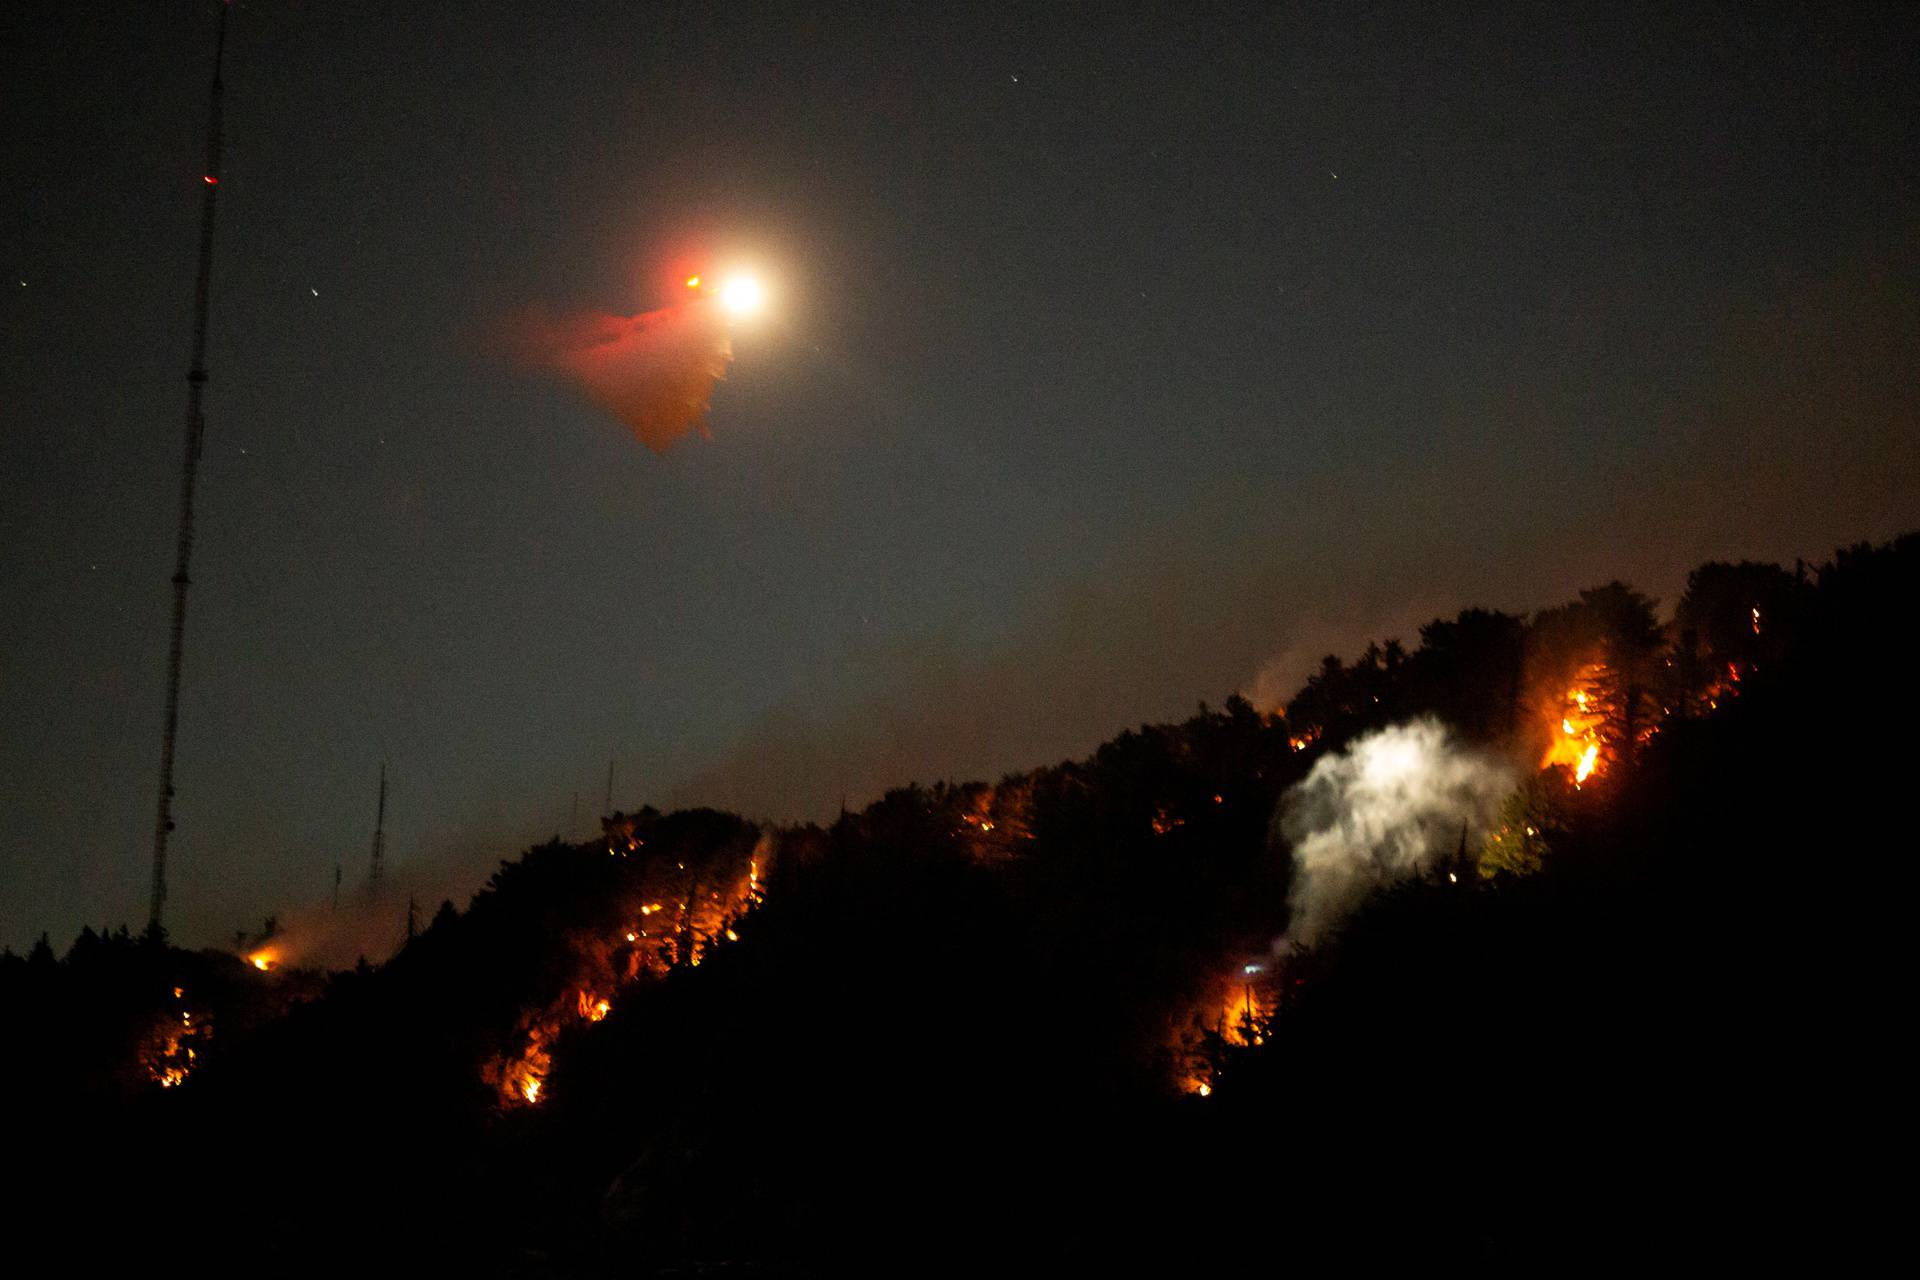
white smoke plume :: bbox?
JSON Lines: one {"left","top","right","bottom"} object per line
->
{"left": 1276, "top": 718, "right": 1513, "bottom": 946}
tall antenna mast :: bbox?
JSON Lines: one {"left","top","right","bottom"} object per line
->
{"left": 367, "top": 763, "right": 388, "bottom": 898}
{"left": 148, "top": 3, "right": 232, "bottom": 937}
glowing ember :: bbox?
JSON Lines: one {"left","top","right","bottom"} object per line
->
{"left": 522, "top": 1077, "right": 542, "bottom": 1104}
{"left": 145, "top": 1001, "right": 206, "bottom": 1089}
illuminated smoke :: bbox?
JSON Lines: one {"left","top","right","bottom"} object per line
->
{"left": 1275, "top": 718, "right": 1513, "bottom": 945}
{"left": 513, "top": 302, "right": 733, "bottom": 453}
{"left": 237, "top": 893, "right": 410, "bottom": 972}
{"left": 230, "top": 845, "right": 502, "bottom": 972}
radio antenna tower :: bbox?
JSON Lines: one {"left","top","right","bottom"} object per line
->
{"left": 367, "top": 763, "right": 388, "bottom": 899}
{"left": 147, "top": 3, "right": 232, "bottom": 936}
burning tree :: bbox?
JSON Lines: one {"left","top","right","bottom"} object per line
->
{"left": 1527, "top": 582, "right": 1667, "bottom": 784}
{"left": 480, "top": 814, "right": 773, "bottom": 1106}
{"left": 950, "top": 778, "right": 1036, "bottom": 861}
{"left": 1185, "top": 948, "right": 1325, "bottom": 1098}
{"left": 1669, "top": 560, "right": 1801, "bottom": 716}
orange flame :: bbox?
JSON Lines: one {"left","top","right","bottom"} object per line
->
{"left": 1181, "top": 967, "right": 1275, "bottom": 1096}
{"left": 488, "top": 836, "right": 776, "bottom": 1105}
{"left": 1542, "top": 665, "right": 1607, "bottom": 786}
{"left": 145, "top": 1001, "right": 206, "bottom": 1090}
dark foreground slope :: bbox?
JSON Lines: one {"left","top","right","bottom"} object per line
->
{"left": 12, "top": 536, "right": 1911, "bottom": 1273}
{"left": 1184, "top": 550, "right": 1912, "bottom": 1269}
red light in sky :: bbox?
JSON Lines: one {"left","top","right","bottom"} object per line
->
{"left": 203, "top": 175, "right": 218, "bottom": 185}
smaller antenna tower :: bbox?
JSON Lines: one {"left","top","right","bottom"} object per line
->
{"left": 367, "top": 763, "right": 387, "bottom": 899}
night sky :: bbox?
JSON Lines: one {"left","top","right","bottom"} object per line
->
{"left": 4, "top": 1, "right": 1915, "bottom": 952}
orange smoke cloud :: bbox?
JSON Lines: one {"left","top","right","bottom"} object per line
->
{"left": 513, "top": 302, "right": 733, "bottom": 454}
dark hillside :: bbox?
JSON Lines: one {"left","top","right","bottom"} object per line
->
{"left": 11, "top": 535, "right": 1909, "bottom": 1272}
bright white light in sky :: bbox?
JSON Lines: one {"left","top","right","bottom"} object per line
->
{"left": 719, "top": 275, "right": 765, "bottom": 316}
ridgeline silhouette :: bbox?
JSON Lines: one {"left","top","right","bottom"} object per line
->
{"left": 9, "top": 534, "right": 1909, "bottom": 1271}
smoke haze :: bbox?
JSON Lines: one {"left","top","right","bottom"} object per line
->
{"left": 243, "top": 852, "right": 497, "bottom": 972}
{"left": 1276, "top": 719, "right": 1514, "bottom": 945}
{"left": 511, "top": 303, "right": 733, "bottom": 453}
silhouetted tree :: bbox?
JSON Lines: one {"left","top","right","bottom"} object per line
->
{"left": 1410, "top": 608, "right": 1527, "bottom": 742}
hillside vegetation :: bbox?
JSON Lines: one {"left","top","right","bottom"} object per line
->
{"left": 11, "top": 534, "right": 1910, "bottom": 1272}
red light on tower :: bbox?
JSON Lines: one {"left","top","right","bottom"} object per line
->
{"left": 203, "top": 175, "right": 219, "bottom": 185}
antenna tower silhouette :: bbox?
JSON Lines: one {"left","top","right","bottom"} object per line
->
{"left": 147, "top": 3, "right": 232, "bottom": 935}
{"left": 367, "top": 764, "right": 388, "bottom": 899}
